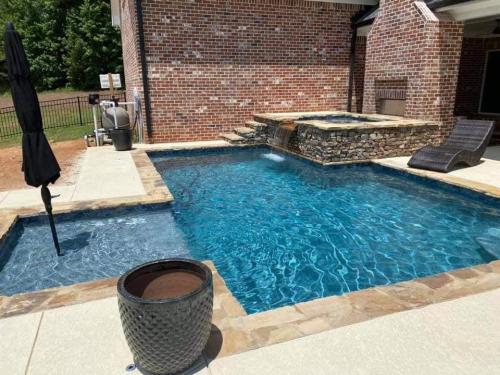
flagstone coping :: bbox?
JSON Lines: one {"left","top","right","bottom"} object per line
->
{"left": 1, "top": 259, "right": 499, "bottom": 360}
{"left": 254, "top": 111, "right": 436, "bottom": 131}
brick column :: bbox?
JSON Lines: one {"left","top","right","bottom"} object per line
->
{"left": 363, "top": 0, "right": 464, "bottom": 138}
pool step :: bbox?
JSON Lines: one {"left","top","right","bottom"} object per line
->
{"left": 219, "top": 132, "right": 246, "bottom": 144}
{"left": 221, "top": 120, "right": 268, "bottom": 145}
{"left": 234, "top": 127, "right": 256, "bottom": 138}
{"left": 245, "top": 120, "right": 267, "bottom": 130}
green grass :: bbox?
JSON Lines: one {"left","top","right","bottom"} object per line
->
{"left": 0, "top": 95, "right": 97, "bottom": 148}
{"left": 0, "top": 87, "right": 84, "bottom": 99}
{"left": 0, "top": 124, "right": 94, "bottom": 148}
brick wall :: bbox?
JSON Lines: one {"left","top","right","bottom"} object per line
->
{"left": 363, "top": 0, "right": 464, "bottom": 138}
{"left": 120, "top": 0, "right": 143, "bottom": 114}
{"left": 125, "top": 0, "right": 362, "bottom": 142}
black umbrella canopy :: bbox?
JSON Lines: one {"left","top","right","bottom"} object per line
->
{"left": 4, "top": 22, "right": 60, "bottom": 187}
{"left": 4, "top": 22, "right": 62, "bottom": 255}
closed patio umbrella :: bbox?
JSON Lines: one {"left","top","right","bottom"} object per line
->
{"left": 4, "top": 22, "right": 62, "bottom": 256}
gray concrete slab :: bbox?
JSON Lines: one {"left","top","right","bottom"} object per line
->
{"left": 0, "top": 146, "right": 147, "bottom": 210}
{"left": 26, "top": 297, "right": 210, "bottom": 375}
{"left": 209, "top": 288, "right": 500, "bottom": 375}
{"left": 0, "top": 312, "right": 42, "bottom": 375}
{"left": 27, "top": 298, "right": 133, "bottom": 375}
{"left": 0, "top": 190, "right": 8, "bottom": 205}
{"left": 71, "top": 147, "right": 145, "bottom": 202}
{"left": 0, "top": 185, "right": 75, "bottom": 209}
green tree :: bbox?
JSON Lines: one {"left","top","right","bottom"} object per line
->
{"left": 64, "top": 0, "right": 123, "bottom": 90}
{"left": 6, "top": 0, "right": 67, "bottom": 89}
{"left": 0, "top": 0, "right": 122, "bottom": 93}
{"left": 0, "top": 0, "right": 13, "bottom": 92}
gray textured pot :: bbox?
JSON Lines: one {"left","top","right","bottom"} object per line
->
{"left": 117, "top": 259, "right": 213, "bottom": 375}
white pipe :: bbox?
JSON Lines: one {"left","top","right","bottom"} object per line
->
{"left": 92, "top": 105, "right": 100, "bottom": 147}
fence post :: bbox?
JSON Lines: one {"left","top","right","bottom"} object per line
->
{"left": 77, "top": 97, "right": 84, "bottom": 126}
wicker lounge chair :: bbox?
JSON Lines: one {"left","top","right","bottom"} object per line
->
{"left": 407, "top": 119, "right": 495, "bottom": 173}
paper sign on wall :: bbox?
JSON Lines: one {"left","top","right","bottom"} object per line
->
{"left": 100, "top": 74, "right": 122, "bottom": 89}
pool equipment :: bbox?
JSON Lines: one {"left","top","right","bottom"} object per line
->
{"left": 87, "top": 91, "right": 144, "bottom": 149}
{"left": 100, "top": 104, "right": 133, "bottom": 151}
{"left": 102, "top": 106, "right": 130, "bottom": 130}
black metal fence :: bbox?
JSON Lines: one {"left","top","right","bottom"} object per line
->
{"left": 0, "top": 93, "right": 126, "bottom": 139}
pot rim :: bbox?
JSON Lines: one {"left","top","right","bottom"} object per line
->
{"left": 117, "top": 258, "right": 212, "bottom": 305}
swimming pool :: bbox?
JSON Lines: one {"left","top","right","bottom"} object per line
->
{"left": 151, "top": 147, "right": 499, "bottom": 313}
{"left": 1, "top": 147, "right": 499, "bottom": 313}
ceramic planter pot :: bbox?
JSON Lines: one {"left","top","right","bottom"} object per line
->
{"left": 117, "top": 259, "right": 213, "bottom": 375}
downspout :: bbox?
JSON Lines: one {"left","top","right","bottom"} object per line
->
{"left": 135, "top": 0, "right": 153, "bottom": 139}
{"left": 347, "top": 25, "right": 357, "bottom": 113}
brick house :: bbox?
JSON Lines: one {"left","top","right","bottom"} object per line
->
{"left": 112, "top": 0, "right": 500, "bottom": 143}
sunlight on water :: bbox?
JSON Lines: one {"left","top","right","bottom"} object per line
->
{"left": 262, "top": 152, "right": 285, "bottom": 162}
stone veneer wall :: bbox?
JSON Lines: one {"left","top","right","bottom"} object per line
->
{"left": 363, "top": 0, "right": 464, "bottom": 139}
{"left": 296, "top": 124, "right": 440, "bottom": 163}
{"left": 252, "top": 115, "right": 439, "bottom": 163}
{"left": 120, "top": 0, "right": 363, "bottom": 142}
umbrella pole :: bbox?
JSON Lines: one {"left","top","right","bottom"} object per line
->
{"left": 41, "top": 184, "right": 62, "bottom": 256}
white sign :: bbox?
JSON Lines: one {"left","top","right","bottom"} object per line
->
{"left": 99, "top": 74, "right": 122, "bottom": 89}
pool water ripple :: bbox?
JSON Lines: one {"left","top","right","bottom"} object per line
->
{"left": 0, "top": 206, "right": 191, "bottom": 296}
{"left": 151, "top": 147, "right": 500, "bottom": 313}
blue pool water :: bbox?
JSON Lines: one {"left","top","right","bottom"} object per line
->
{"left": 151, "top": 147, "right": 499, "bottom": 313}
{"left": 0, "top": 205, "right": 190, "bottom": 296}
{"left": 1, "top": 147, "right": 499, "bottom": 313}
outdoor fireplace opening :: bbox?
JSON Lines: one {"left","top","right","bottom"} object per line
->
{"left": 375, "top": 79, "right": 408, "bottom": 116}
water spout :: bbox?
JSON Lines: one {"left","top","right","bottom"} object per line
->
{"left": 269, "top": 123, "right": 297, "bottom": 149}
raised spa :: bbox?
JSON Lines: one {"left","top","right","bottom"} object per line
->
{"left": 250, "top": 111, "right": 440, "bottom": 163}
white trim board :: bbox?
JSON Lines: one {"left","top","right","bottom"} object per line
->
{"left": 436, "top": 0, "right": 500, "bottom": 22}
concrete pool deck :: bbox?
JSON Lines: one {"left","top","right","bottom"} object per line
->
{"left": 1, "top": 287, "right": 499, "bottom": 375}
{"left": 0, "top": 147, "right": 150, "bottom": 210}
{"left": 375, "top": 146, "right": 500, "bottom": 198}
